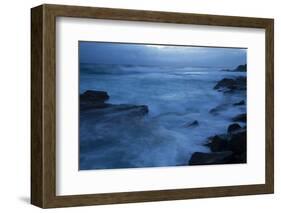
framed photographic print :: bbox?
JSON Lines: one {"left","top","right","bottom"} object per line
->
{"left": 31, "top": 4, "right": 274, "bottom": 208}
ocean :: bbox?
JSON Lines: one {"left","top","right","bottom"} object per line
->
{"left": 79, "top": 63, "right": 246, "bottom": 170}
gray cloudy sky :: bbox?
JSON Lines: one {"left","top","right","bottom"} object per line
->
{"left": 79, "top": 41, "right": 246, "bottom": 68}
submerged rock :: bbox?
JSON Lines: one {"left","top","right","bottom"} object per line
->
{"left": 232, "top": 113, "right": 247, "bottom": 122}
{"left": 209, "top": 104, "right": 228, "bottom": 115}
{"left": 81, "top": 103, "right": 149, "bottom": 121}
{"left": 189, "top": 151, "right": 234, "bottom": 165}
{"left": 183, "top": 120, "right": 199, "bottom": 128}
{"left": 233, "top": 100, "right": 245, "bottom": 106}
{"left": 221, "top": 68, "right": 231, "bottom": 71}
{"left": 110, "top": 104, "right": 149, "bottom": 117}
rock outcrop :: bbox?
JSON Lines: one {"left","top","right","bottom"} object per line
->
{"left": 214, "top": 77, "right": 246, "bottom": 92}
{"left": 232, "top": 113, "right": 247, "bottom": 123}
{"left": 189, "top": 123, "right": 246, "bottom": 165}
{"left": 221, "top": 64, "right": 247, "bottom": 72}
{"left": 190, "top": 72, "right": 247, "bottom": 166}
{"left": 234, "top": 64, "right": 247, "bottom": 72}
{"left": 80, "top": 90, "right": 110, "bottom": 110}
{"left": 227, "top": 123, "right": 241, "bottom": 133}
{"left": 189, "top": 151, "right": 234, "bottom": 165}
{"left": 80, "top": 90, "right": 149, "bottom": 120}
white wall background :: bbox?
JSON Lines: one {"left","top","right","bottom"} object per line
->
{"left": 0, "top": 0, "right": 279, "bottom": 212}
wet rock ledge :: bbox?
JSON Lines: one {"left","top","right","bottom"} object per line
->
{"left": 80, "top": 90, "right": 149, "bottom": 119}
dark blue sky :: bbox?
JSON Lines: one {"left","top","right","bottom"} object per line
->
{"left": 79, "top": 41, "right": 246, "bottom": 68}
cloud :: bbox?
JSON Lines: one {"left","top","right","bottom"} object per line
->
{"left": 79, "top": 41, "right": 246, "bottom": 68}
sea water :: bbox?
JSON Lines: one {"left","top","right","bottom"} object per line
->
{"left": 79, "top": 64, "right": 246, "bottom": 170}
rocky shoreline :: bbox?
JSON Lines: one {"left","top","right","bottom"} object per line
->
{"left": 189, "top": 75, "right": 247, "bottom": 165}
{"left": 189, "top": 123, "right": 246, "bottom": 165}
{"left": 80, "top": 74, "right": 247, "bottom": 167}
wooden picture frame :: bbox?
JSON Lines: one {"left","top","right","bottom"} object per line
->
{"left": 31, "top": 4, "right": 274, "bottom": 208}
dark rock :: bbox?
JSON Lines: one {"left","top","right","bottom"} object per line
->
{"left": 80, "top": 90, "right": 149, "bottom": 120}
{"left": 232, "top": 113, "right": 247, "bottom": 122}
{"left": 228, "top": 129, "right": 246, "bottom": 154}
{"left": 81, "top": 90, "right": 109, "bottom": 102}
{"left": 80, "top": 90, "right": 110, "bottom": 111}
{"left": 233, "top": 100, "right": 245, "bottom": 106}
{"left": 209, "top": 104, "right": 228, "bottom": 115}
{"left": 183, "top": 120, "right": 199, "bottom": 128}
{"left": 232, "top": 152, "right": 247, "bottom": 163}
{"left": 235, "top": 76, "right": 246, "bottom": 88}
{"left": 209, "top": 108, "right": 219, "bottom": 115}
{"left": 227, "top": 123, "right": 241, "bottom": 134}
{"left": 234, "top": 64, "right": 247, "bottom": 72}
{"left": 206, "top": 134, "right": 228, "bottom": 152}
{"left": 214, "top": 78, "right": 236, "bottom": 90}
{"left": 214, "top": 77, "right": 246, "bottom": 92}
{"left": 189, "top": 151, "right": 234, "bottom": 165}
{"left": 200, "top": 123, "right": 247, "bottom": 165}
{"left": 80, "top": 102, "right": 110, "bottom": 111}
{"left": 221, "top": 64, "right": 247, "bottom": 72}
